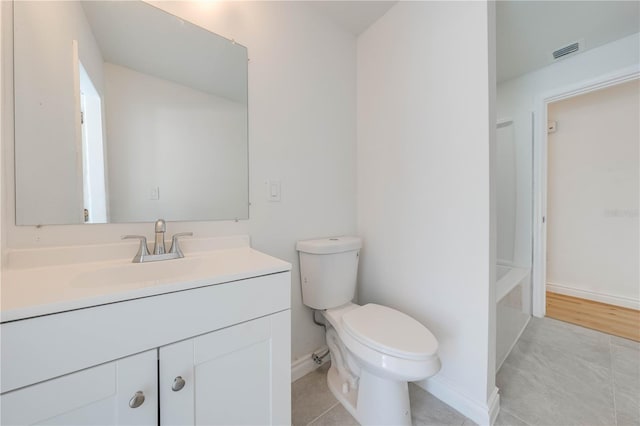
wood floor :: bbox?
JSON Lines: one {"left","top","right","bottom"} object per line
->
{"left": 546, "top": 291, "right": 640, "bottom": 342}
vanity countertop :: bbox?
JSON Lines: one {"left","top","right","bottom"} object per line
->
{"left": 1, "top": 245, "right": 291, "bottom": 323}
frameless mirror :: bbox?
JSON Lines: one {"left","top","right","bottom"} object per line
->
{"left": 13, "top": 1, "right": 248, "bottom": 225}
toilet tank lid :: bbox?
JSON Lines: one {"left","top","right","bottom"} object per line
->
{"left": 296, "top": 237, "right": 362, "bottom": 254}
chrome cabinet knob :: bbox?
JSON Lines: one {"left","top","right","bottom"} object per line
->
{"left": 129, "top": 391, "right": 145, "bottom": 408}
{"left": 172, "top": 376, "right": 186, "bottom": 392}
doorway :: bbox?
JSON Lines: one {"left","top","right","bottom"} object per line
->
{"left": 78, "top": 61, "right": 108, "bottom": 223}
{"left": 533, "top": 74, "right": 639, "bottom": 341}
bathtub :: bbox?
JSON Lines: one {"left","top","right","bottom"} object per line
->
{"left": 496, "top": 265, "right": 529, "bottom": 301}
{"left": 496, "top": 264, "right": 531, "bottom": 370}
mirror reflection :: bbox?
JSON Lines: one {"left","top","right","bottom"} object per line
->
{"left": 13, "top": 1, "right": 248, "bottom": 225}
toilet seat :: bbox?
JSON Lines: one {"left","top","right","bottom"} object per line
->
{"left": 324, "top": 303, "right": 441, "bottom": 382}
{"left": 341, "top": 304, "right": 438, "bottom": 361}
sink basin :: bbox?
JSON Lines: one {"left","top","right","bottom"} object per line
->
{"left": 2, "top": 244, "right": 292, "bottom": 324}
{"left": 70, "top": 257, "right": 208, "bottom": 288}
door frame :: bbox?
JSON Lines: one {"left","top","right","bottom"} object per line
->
{"left": 531, "top": 64, "right": 640, "bottom": 318}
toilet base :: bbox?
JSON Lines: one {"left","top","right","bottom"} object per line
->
{"left": 327, "top": 364, "right": 412, "bottom": 426}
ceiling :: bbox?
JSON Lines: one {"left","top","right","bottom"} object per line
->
{"left": 306, "top": 1, "right": 396, "bottom": 35}
{"left": 497, "top": 1, "right": 640, "bottom": 82}
{"left": 305, "top": 1, "right": 639, "bottom": 83}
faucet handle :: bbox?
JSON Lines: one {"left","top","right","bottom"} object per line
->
{"left": 169, "top": 232, "right": 193, "bottom": 258}
{"left": 122, "top": 235, "right": 151, "bottom": 263}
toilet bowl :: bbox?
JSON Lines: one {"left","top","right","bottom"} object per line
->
{"left": 296, "top": 237, "right": 441, "bottom": 425}
{"left": 321, "top": 303, "right": 440, "bottom": 425}
{"left": 328, "top": 303, "right": 440, "bottom": 381}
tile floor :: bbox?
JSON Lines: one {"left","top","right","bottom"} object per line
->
{"left": 292, "top": 317, "right": 640, "bottom": 425}
{"left": 292, "top": 362, "right": 472, "bottom": 426}
{"left": 497, "top": 317, "right": 639, "bottom": 426}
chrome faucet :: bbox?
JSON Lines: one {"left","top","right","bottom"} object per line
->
{"left": 154, "top": 219, "right": 166, "bottom": 255}
{"left": 123, "top": 219, "right": 193, "bottom": 263}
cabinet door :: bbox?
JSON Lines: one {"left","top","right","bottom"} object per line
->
{"left": 160, "top": 310, "right": 291, "bottom": 426}
{"left": 0, "top": 350, "right": 157, "bottom": 426}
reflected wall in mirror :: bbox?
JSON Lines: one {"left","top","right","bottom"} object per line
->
{"left": 13, "top": 1, "right": 248, "bottom": 225}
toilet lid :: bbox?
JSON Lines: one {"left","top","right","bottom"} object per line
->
{"left": 341, "top": 304, "right": 438, "bottom": 361}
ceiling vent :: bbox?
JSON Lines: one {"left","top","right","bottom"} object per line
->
{"left": 552, "top": 41, "right": 582, "bottom": 60}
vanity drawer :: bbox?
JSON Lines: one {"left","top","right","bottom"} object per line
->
{"left": 0, "top": 271, "right": 290, "bottom": 393}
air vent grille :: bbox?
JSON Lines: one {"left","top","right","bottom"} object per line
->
{"left": 553, "top": 42, "right": 580, "bottom": 60}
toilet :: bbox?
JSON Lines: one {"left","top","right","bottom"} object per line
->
{"left": 296, "top": 237, "right": 441, "bottom": 426}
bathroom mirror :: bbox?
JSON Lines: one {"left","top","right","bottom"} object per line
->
{"left": 13, "top": 1, "right": 248, "bottom": 225}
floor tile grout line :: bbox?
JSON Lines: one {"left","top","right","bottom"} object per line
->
{"left": 608, "top": 337, "right": 619, "bottom": 426}
{"left": 504, "top": 350, "right": 611, "bottom": 385}
{"left": 514, "top": 328, "right": 616, "bottom": 389}
{"left": 306, "top": 401, "right": 340, "bottom": 426}
{"left": 499, "top": 362, "right": 547, "bottom": 426}
{"left": 501, "top": 406, "right": 533, "bottom": 426}
{"left": 502, "top": 321, "right": 616, "bottom": 425}
{"left": 610, "top": 339, "right": 640, "bottom": 351}
{"left": 502, "top": 350, "right": 611, "bottom": 397}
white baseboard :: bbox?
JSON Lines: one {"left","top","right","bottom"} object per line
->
{"left": 487, "top": 387, "right": 500, "bottom": 426}
{"left": 416, "top": 376, "right": 500, "bottom": 425}
{"left": 291, "top": 345, "right": 330, "bottom": 382}
{"left": 547, "top": 282, "right": 640, "bottom": 310}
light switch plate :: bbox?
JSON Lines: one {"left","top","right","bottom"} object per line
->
{"left": 267, "top": 180, "right": 281, "bottom": 202}
{"left": 149, "top": 187, "right": 160, "bottom": 200}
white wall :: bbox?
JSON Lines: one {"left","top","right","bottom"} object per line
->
{"left": 357, "top": 2, "right": 497, "bottom": 424}
{"left": 1, "top": 1, "right": 357, "bottom": 363}
{"left": 497, "top": 33, "right": 640, "bottom": 268}
{"left": 547, "top": 79, "right": 639, "bottom": 308}
{"left": 104, "top": 63, "right": 248, "bottom": 222}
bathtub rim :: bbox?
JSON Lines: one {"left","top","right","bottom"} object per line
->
{"left": 496, "top": 264, "right": 530, "bottom": 302}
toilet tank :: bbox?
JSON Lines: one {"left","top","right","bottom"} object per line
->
{"left": 296, "top": 237, "right": 362, "bottom": 310}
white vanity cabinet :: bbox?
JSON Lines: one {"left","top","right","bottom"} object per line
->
{"left": 0, "top": 350, "right": 158, "bottom": 425}
{"left": 0, "top": 254, "right": 291, "bottom": 426}
{"left": 160, "top": 311, "right": 290, "bottom": 425}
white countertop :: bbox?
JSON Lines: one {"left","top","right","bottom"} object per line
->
{"left": 1, "top": 244, "right": 291, "bottom": 323}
